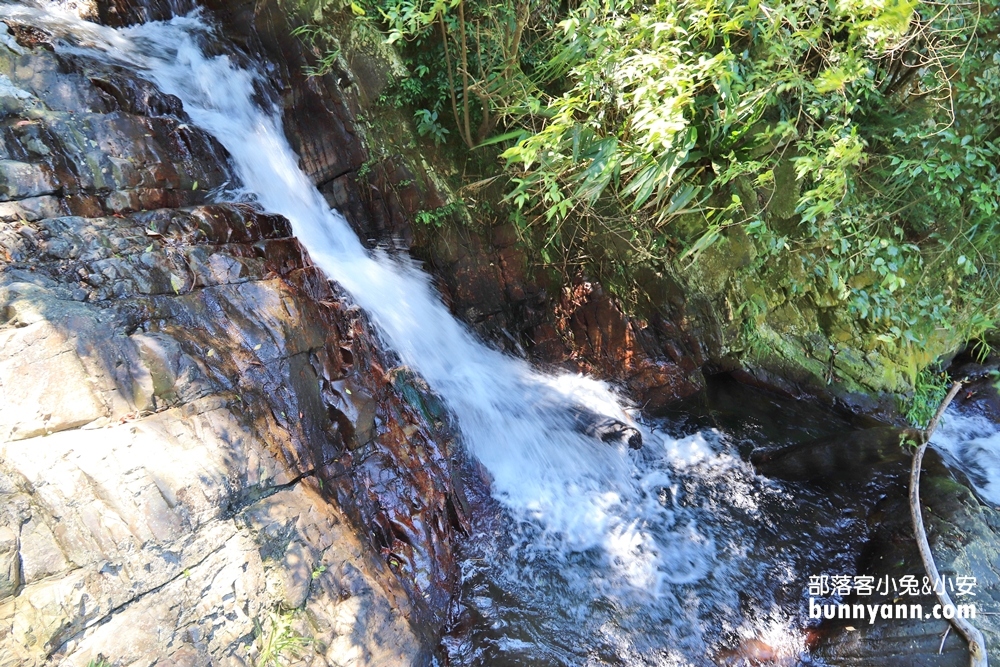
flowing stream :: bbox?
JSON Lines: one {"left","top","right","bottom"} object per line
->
{"left": 5, "top": 4, "right": 979, "bottom": 664}
{"left": 932, "top": 407, "right": 1000, "bottom": 507}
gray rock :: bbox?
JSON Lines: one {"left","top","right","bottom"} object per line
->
{"left": 279, "top": 540, "right": 314, "bottom": 610}
{"left": 0, "top": 527, "right": 20, "bottom": 600}
{"left": 0, "top": 314, "right": 108, "bottom": 441}
{"left": 17, "top": 517, "right": 69, "bottom": 584}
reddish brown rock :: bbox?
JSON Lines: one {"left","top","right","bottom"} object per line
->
{"left": 0, "top": 24, "right": 468, "bottom": 665}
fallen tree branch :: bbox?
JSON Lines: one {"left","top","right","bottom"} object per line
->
{"left": 941, "top": 625, "right": 952, "bottom": 654}
{"left": 910, "top": 380, "right": 988, "bottom": 667}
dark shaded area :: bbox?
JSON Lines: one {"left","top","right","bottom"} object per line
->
{"left": 718, "top": 379, "right": 1000, "bottom": 667}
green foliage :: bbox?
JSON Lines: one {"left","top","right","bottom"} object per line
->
{"left": 291, "top": 23, "right": 343, "bottom": 77}
{"left": 904, "top": 369, "right": 949, "bottom": 429}
{"left": 413, "top": 108, "right": 449, "bottom": 143}
{"left": 87, "top": 661, "right": 113, "bottom": 667}
{"left": 492, "top": 0, "right": 1000, "bottom": 377}
{"left": 737, "top": 293, "right": 770, "bottom": 360}
{"left": 989, "top": 369, "right": 1000, "bottom": 393}
{"left": 377, "top": 73, "right": 426, "bottom": 109}
{"left": 366, "top": 0, "right": 562, "bottom": 147}
{"left": 356, "top": 158, "right": 376, "bottom": 180}
{"left": 254, "top": 610, "right": 310, "bottom": 667}
{"left": 321, "top": 0, "right": 1000, "bottom": 390}
{"left": 971, "top": 339, "right": 993, "bottom": 364}
{"left": 415, "top": 200, "right": 465, "bottom": 227}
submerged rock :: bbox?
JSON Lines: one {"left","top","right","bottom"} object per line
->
{"left": 750, "top": 426, "right": 916, "bottom": 483}
{"left": 570, "top": 407, "right": 642, "bottom": 450}
{"left": 751, "top": 420, "right": 1000, "bottom": 665}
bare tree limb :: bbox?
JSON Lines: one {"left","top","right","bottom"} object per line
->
{"left": 941, "top": 625, "right": 952, "bottom": 654}
{"left": 457, "top": 1, "right": 474, "bottom": 148}
{"left": 910, "top": 380, "right": 988, "bottom": 667}
{"left": 439, "top": 14, "right": 465, "bottom": 148}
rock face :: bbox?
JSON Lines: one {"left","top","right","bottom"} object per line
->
{"left": 0, "top": 14, "right": 470, "bottom": 667}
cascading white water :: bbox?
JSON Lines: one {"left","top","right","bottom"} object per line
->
{"left": 0, "top": 3, "right": 717, "bottom": 593}
{"left": 931, "top": 407, "right": 1000, "bottom": 506}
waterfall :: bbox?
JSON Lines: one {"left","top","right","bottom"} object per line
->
{"left": 930, "top": 407, "right": 1000, "bottom": 506}
{"left": 0, "top": 3, "right": 717, "bottom": 594}
{"left": 8, "top": 7, "right": 997, "bottom": 663}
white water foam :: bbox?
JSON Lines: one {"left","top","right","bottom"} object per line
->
{"left": 931, "top": 407, "right": 1000, "bottom": 506}
{"left": 0, "top": 3, "right": 717, "bottom": 592}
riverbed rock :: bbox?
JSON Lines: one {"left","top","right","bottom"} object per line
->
{"left": 0, "top": 15, "right": 469, "bottom": 666}
{"left": 810, "top": 445, "right": 1000, "bottom": 665}
{"left": 754, "top": 423, "right": 1000, "bottom": 665}
{"left": 751, "top": 426, "right": 916, "bottom": 483}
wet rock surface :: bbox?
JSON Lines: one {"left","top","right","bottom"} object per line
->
{"left": 0, "top": 15, "right": 469, "bottom": 666}
{"left": 752, "top": 414, "right": 1000, "bottom": 665}
{"left": 809, "top": 448, "right": 1000, "bottom": 665}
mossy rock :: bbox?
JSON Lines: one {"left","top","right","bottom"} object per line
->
{"left": 767, "top": 155, "right": 799, "bottom": 222}
{"left": 388, "top": 366, "right": 448, "bottom": 424}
